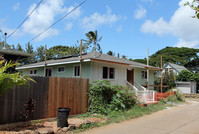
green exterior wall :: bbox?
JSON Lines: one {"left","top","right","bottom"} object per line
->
{"left": 21, "top": 62, "right": 92, "bottom": 80}
{"left": 134, "top": 68, "right": 155, "bottom": 89}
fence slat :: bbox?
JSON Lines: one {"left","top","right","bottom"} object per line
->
{"left": 0, "top": 77, "right": 89, "bottom": 124}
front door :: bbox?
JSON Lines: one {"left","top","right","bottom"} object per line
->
{"left": 127, "top": 69, "right": 134, "bottom": 85}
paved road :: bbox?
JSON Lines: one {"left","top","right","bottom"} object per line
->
{"left": 81, "top": 99, "right": 199, "bottom": 134}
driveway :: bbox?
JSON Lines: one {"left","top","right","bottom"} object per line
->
{"left": 80, "top": 99, "right": 199, "bottom": 134}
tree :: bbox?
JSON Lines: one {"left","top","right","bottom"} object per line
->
{"left": 35, "top": 46, "right": 45, "bottom": 62}
{"left": 16, "top": 43, "right": 23, "bottom": 51}
{"left": 185, "top": 0, "right": 199, "bottom": 19}
{"left": 24, "top": 42, "right": 35, "bottom": 64}
{"left": 129, "top": 58, "right": 147, "bottom": 65}
{"left": 107, "top": 51, "right": 115, "bottom": 56}
{"left": 176, "top": 70, "right": 199, "bottom": 92}
{"left": 154, "top": 71, "right": 176, "bottom": 92}
{"left": 84, "top": 30, "right": 102, "bottom": 52}
{"left": 141, "top": 47, "right": 199, "bottom": 67}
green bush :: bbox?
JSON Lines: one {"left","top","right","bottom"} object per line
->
{"left": 154, "top": 71, "right": 176, "bottom": 92}
{"left": 0, "top": 61, "right": 35, "bottom": 96}
{"left": 88, "top": 80, "right": 137, "bottom": 115}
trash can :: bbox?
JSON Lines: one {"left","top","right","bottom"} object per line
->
{"left": 57, "top": 107, "right": 71, "bottom": 128}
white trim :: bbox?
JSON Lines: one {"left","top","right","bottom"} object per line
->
{"left": 16, "top": 59, "right": 91, "bottom": 70}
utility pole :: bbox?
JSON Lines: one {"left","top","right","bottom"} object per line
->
{"left": 80, "top": 40, "right": 83, "bottom": 78}
{"left": 3, "top": 33, "right": 7, "bottom": 49}
{"left": 44, "top": 45, "right": 47, "bottom": 77}
{"left": 161, "top": 56, "right": 163, "bottom": 94}
{"left": 147, "top": 48, "right": 149, "bottom": 90}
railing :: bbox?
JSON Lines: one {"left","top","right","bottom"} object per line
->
{"left": 137, "top": 90, "right": 156, "bottom": 104}
{"left": 126, "top": 80, "right": 138, "bottom": 92}
{"left": 126, "top": 80, "right": 156, "bottom": 103}
{"left": 134, "top": 81, "right": 146, "bottom": 91}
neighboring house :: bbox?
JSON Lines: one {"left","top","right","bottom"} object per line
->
{"left": 0, "top": 47, "right": 32, "bottom": 61}
{"left": 158, "top": 62, "right": 188, "bottom": 76}
{"left": 16, "top": 52, "right": 161, "bottom": 88}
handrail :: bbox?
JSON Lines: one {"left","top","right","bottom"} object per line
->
{"left": 134, "top": 81, "right": 146, "bottom": 91}
{"left": 125, "top": 81, "right": 138, "bottom": 92}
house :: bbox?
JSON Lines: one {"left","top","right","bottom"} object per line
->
{"left": 0, "top": 47, "right": 32, "bottom": 61}
{"left": 159, "top": 62, "right": 188, "bottom": 76}
{"left": 16, "top": 52, "right": 161, "bottom": 89}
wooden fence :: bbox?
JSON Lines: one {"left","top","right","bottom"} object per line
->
{"left": 0, "top": 77, "right": 89, "bottom": 124}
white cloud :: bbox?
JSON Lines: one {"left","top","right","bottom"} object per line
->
{"left": 140, "top": 0, "right": 153, "bottom": 4}
{"left": 22, "top": 0, "right": 67, "bottom": 41}
{"left": 116, "top": 25, "right": 122, "bottom": 32}
{"left": 134, "top": 6, "right": 147, "bottom": 19}
{"left": 174, "top": 39, "right": 199, "bottom": 48}
{"left": 66, "top": 6, "right": 81, "bottom": 19}
{"left": 12, "top": 2, "right": 20, "bottom": 11}
{"left": 81, "top": 6, "right": 121, "bottom": 30}
{"left": 141, "top": 17, "right": 171, "bottom": 36}
{"left": 141, "top": 0, "right": 199, "bottom": 48}
{"left": 65, "top": 22, "right": 73, "bottom": 31}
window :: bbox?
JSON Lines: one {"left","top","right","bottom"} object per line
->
{"left": 109, "top": 68, "right": 115, "bottom": 79}
{"left": 74, "top": 66, "right": 80, "bottom": 76}
{"left": 103, "top": 67, "right": 115, "bottom": 79}
{"left": 58, "top": 67, "right": 64, "bottom": 72}
{"left": 29, "top": 69, "right": 37, "bottom": 75}
{"left": 142, "top": 71, "right": 147, "bottom": 79}
{"left": 46, "top": 68, "right": 52, "bottom": 77}
{"left": 103, "top": 67, "right": 108, "bottom": 79}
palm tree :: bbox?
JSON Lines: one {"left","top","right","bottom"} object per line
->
{"left": 84, "top": 30, "right": 102, "bottom": 52}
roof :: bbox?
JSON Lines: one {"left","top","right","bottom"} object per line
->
{"left": 164, "top": 63, "right": 188, "bottom": 73}
{"left": 0, "top": 48, "right": 32, "bottom": 58}
{"left": 16, "top": 52, "right": 161, "bottom": 70}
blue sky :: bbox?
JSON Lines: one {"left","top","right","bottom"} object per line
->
{"left": 0, "top": 0, "right": 199, "bottom": 59}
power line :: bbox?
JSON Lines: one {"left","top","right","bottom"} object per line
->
{"left": 28, "top": 0, "right": 87, "bottom": 43}
{"left": 7, "top": 0, "right": 43, "bottom": 38}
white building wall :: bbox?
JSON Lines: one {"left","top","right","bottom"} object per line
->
{"left": 91, "top": 61, "right": 128, "bottom": 86}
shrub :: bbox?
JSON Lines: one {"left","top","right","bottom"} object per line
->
{"left": 0, "top": 61, "right": 35, "bottom": 96}
{"left": 154, "top": 71, "right": 176, "bottom": 92}
{"left": 88, "top": 80, "right": 137, "bottom": 115}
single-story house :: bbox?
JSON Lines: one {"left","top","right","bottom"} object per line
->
{"left": 16, "top": 52, "right": 161, "bottom": 89}
{"left": 157, "top": 62, "right": 188, "bottom": 76}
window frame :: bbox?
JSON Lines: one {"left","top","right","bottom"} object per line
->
{"left": 74, "top": 65, "right": 80, "bottom": 77}
{"left": 29, "top": 69, "right": 37, "bottom": 76}
{"left": 102, "top": 66, "right": 115, "bottom": 80}
{"left": 142, "top": 70, "right": 147, "bottom": 79}
{"left": 57, "top": 66, "right": 65, "bottom": 73}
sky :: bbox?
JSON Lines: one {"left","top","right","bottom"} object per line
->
{"left": 0, "top": 0, "right": 199, "bottom": 59}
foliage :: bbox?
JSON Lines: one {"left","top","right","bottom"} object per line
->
{"left": 129, "top": 58, "right": 147, "bottom": 65}
{"left": 107, "top": 51, "right": 115, "bottom": 56}
{"left": 109, "top": 85, "right": 137, "bottom": 111}
{"left": 185, "top": 0, "right": 199, "bottom": 19}
{"left": 88, "top": 80, "right": 137, "bottom": 115}
{"left": 84, "top": 30, "right": 102, "bottom": 52}
{"left": 154, "top": 71, "right": 176, "bottom": 92}
{"left": 176, "top": 70, "right": 199, "bottom": 92}
{"left": 0, "top": 61, "right": 35, "bottom": 95}
{"left": 167, "top": 91, "right": 184, "bottom": 103}
{"left": 16, "top": 43, "right": 23, "bottom": 51}
{"left": 133, "top": 47, "right": 199, "bottom": 67}
{"left": 20, "top": 97, "right": 36, "bottom": 121}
